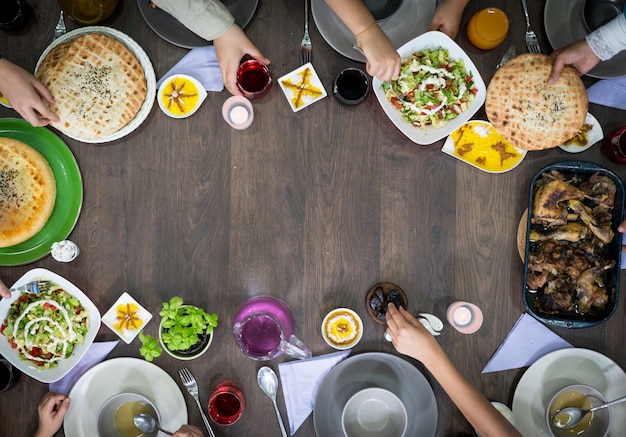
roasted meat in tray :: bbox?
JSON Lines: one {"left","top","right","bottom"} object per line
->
{"left": 523, "top": 161, "right": 624, "bottom": 328}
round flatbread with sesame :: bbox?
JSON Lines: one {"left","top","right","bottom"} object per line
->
{"left": 0, "top": 137, "right": 56, "bottom": 248}
{"left": 485, "top": 54, "right": 587, "bottom": 151}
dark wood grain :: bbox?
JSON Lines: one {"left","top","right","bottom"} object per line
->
{"left": 1, "top": 0, "right": 625, "bottom": 436}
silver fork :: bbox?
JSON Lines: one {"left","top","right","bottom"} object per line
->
{"left": 520, "top": 0, "right": 541, "bottom": 53}
{"left": 53, "top": 11, "right": 66, "bottom": 40}
{"left": 179, "top": 368, "right": 216, "bottom": 437}
{"left": 300, "top": 0, "right": 312, "bottom": 64}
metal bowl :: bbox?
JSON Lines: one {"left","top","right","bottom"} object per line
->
{"left": 97, "top": 392, "right": 160, "bottom": 437}
{"left": 522, "top": 161, "right": 624, "bottom": 328}
{"left": 546, "top": 384, "right": 610, "bottom": 437}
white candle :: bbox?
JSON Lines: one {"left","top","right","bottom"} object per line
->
{"left": 229, "top": 106, "right": 249, "bottom": 125}
{"left": 453, "top": 306, "right": 472, "bottom": 326}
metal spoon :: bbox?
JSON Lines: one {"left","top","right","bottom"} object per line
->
{"left": 552, "top": 395, "right": 626, "bottom": 429}
{"left": 257, "top": 366, "right": 288, "bottom": 437}
{"left": 133, "top": 413, "right": 174, "bottom": 435}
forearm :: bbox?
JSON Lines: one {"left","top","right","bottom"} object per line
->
{"left": 323, "top": 0, "right": 376, "bottom": 36}
{"left": 151, "top": 0, "right": 235, "bottom": 41}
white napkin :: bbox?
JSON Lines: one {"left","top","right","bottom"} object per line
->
{"left": 156, "top": 46, "right": 224, "bottom": 92}
{"left": 49, "top": 340, "right": 119, "bottom": 395}
{"left": 482, "top": 313, "right": 573, "bottom": 373}
{"left": 278, "top": 350, "right": 351, "bottom": 435}
{"left": 587, "top": 76, "right": 626, "bottom": 110}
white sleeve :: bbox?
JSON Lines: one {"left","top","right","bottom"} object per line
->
{"left": 151, "top": 0, "right": 235, "bottom": 42}
{"left": 585, "top": 13, "right": 626, "bottom": 61}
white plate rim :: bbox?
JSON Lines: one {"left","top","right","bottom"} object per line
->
{"left": 372, "top": 31, "right": 487, "bottom": 145}
{"left": 35, "top": 26, "right": 156, "bottom": 144}
{"left": 63, "top": 357, "right": 188, "bottom": 436}
{"left": 512, "top": 348, "right": 626, "bottom": 436}
{"left": 558, "top": 112, "right": 604, "bottom": 153}
{"left": 0, "top": 268, "right": 101, "bottom": 383}
{"left": 441, "top": 120, "right": 527, "bottom": 173}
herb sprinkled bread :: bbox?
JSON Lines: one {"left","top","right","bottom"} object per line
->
{"left": 36, "top": 33, "right": 147, "bottom": 140}
{"left": 0, "top": 137, "right": 56, "bottom": 248}
{"left": 486, "top": 54, "right": 587, "bottom": 151}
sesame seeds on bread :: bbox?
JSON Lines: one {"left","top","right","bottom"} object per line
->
{"left": 485, "top": 53, "right": 588, "bottom": 151}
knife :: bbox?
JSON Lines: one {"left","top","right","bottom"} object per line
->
{"left": 496, "top": 45, "right": 516, "bottom": 70}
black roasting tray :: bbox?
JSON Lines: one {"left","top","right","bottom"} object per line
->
{"left": 523, "top": 161, "right": 624, "bottom": 328}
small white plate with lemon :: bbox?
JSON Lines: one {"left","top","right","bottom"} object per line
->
{"left": 157, "top": 74, "right": 207, "bottom": 119}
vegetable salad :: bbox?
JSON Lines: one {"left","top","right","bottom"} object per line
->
{"left": 1, "top": 287, "right": 89, "bottom": 369}
{"left": 382, "top": 48, "right": 478, "bottom": 128}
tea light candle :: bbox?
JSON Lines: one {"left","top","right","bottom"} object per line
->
{"left": 446, "top": 301, "right": 483, "bottom": 334}
{"left": 222, "top": 96, "right": 254, "bottom": 130}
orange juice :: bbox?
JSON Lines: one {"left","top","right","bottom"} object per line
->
{"left": 467, "top": 8, "right": 509, "bottom": 50}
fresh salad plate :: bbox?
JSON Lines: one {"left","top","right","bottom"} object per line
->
{"left": 558, "top": 112, "right": 603, "bottom": 153}
{"left": 373, "top": 31, "right": 486, "bottom": 145}
{"left": 102, "top": 292, "right": 152, "bottom": 344}
{"left": 35, "top": 26, "right": 156, "bottom": 144}
{"left": 64, "top": 357, "right": 187, "bottom": 436}
{"left": 512, "top": 348, "right": 626, "bottom": 435}
{"left": 0, "top": 268, "right": 101, "bottom": 383}
{"left": 442, "top": 120, "right": 527, "bottom": 173}
{"left": 0, "top": 119, "right": 83, "bottom": 266}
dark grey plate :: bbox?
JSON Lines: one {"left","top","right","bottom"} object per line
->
{"left": 137, "top": 0, "right": 259, "bottom": 49}
{"left": 313, "top": 352, "right": 437, "bottom": 436}
{"left": 523, "top": 161, "right": 624, "bottom": 328}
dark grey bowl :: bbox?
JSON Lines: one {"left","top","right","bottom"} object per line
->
{"left": 523, "top": 161, "right": 624, "bottom": 328}
{"left": 582, "top": 0, "right": 625, "bottom": 32}
{"left": 363, "top": 0, "right": 403, "bottom": 21}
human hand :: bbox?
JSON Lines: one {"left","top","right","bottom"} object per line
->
{"left": 619, "top": 219, "right": 626, "bottom": 252}
{"left": 34, "top": 392, "right": 70, "bottom": 437}
{"left": 385, "top": 305, "right": 442, "bottom": 365}
{"left": 213, "top": 24, "right": 270, "bottom": 96}
{"left": 548, "top": 39, "right": 601, "bottom": 83}
{"left": 173, "top": 424, "right": 204, "bottom": 437}
{"left": 0, "top": 59, "right": 59, "bottom": 127}
{"left": 429, "top": 0, "right": 467, "bottom": 39}
{"left": 355, "top": 25, "right": 400, "bottom": 81}
{"left": 0, "top": 279, "right": 10, "bottom": 299}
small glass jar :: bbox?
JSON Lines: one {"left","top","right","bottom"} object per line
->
{"left": 467, "top": 8, "right": 509, "bottom": 50}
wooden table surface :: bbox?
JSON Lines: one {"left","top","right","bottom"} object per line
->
{"left": 1, "top": 0, "right": 626, "bottom": 435}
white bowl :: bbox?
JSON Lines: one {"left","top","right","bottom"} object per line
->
{"left": 157, "top": 74, "right": 207, "bottom": 119}
{"left": 321, "top": 308, "right": 363, "bottom": 350}
{"left": 342, "top": 388, "right": 408, "bottom": 437}
{"left": 373, "top": 31, "right": 486, "bottom": 145}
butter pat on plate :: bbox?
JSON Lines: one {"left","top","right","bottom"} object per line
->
{"left": 442, "top": 120, "right": 527, "bottom": 173}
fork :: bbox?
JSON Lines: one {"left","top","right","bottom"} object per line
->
{"left": 300, "top": 0, "right": 312, "bottom": 64}
{"left": 520, "top": 0, "right": 541, "bottom": 53}
{"left": 179, "top": 368, "right": 216, "bottom": 437}
{"left": 10, "top": 280, "right": 53, "bottom": 294}
{"left": 53, "top": 11, "right": 66, "bottom": 40}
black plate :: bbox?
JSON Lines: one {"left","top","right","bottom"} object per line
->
{"left": 523, "top": 161, "right": 624, "bottom": 328}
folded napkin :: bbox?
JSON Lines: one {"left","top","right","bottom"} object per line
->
{"left": 278, "top": 350, "right": 351, "bottom": 435}
{"left": 157, "top": 46, "right": 224, "bottom": 92}
{"left": 482, "top": 313, "right": 573, "bottom": 373}
{"left": 587, "top": 76, "right": 626, "bottom": 110}
{"left": 49, "top": 340, "right": 119, "bottom": 395}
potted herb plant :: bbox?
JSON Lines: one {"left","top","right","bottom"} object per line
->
{"left": 157, "top": 296, "right": 218, "bottom": 360}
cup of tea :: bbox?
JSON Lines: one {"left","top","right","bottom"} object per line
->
{"left": 208, "top": 381, "right": 245, "bottom": 425}
{"left": 236, "top": 60, "right": 272, "bottom": 99}
{"left": 333, "top": 68, "right": 369, "bottom": 105}
{"left": 0, "top": 357, "right": 20, "bottom": 392}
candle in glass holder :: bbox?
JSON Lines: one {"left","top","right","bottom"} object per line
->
{"left": 222, "top": 96, "right": 254, "bottom": 130}
{"left": 446, "top": 301, "right": 483, "bottom": 334}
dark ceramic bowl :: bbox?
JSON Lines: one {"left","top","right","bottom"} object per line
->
{"left": 582, "top": 0, "right": 625, "bottom": 32}
{"left": 523, "top": 161, "right": 624, "bottom": 328}
{"left": 363, "top": 0, "right": 403, "bottom": 21}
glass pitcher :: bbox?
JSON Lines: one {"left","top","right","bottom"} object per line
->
{"left": 232, "top": 296, "right": 311, "bottom": 360}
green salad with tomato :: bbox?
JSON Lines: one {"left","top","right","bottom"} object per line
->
{"left": 382, "top": 48, "right": 478, "bottom": 128}
{"left": 1, "top": 287, "right": 89, "bottom": 369}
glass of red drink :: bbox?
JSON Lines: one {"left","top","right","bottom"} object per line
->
{"left": 603, "top": 126, "right": 626, "bottom": 164}
{"left": 208, "top": 381, "right": 245, "bottom": 425}
{"left": 236, "top": 60, "right": 272, "bottom": 99}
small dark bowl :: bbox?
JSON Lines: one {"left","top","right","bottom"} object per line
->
{"left": 363, "top": 0, "right": 403, "bottom": 21}
{"left": 333, "top": 68, "right": 369, "bottom": 106}
{"left": 523, "top": 161, "right": 624, "bottom": 328}
{"left": 365, "top": 282, "right": 408, "bottom": 324}
{"left": 582, "top": 0, "right": 625, "bottom": 32}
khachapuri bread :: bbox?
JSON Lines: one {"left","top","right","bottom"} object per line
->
{"left": 36, "top": 32, "right": 147, "bottom": 140}
{"left": 485, "top": 53, "right": 588, "bottom": 151}
{"left": 0, "top": 137, "right": 56, "bottom": 247}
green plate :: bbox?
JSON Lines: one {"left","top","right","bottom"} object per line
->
{"left": 0, "top": 118, "right": 83, "bottom": 266}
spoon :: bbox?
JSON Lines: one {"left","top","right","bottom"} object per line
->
{"left": 552, "top": 395, "right": 626, "bottom": 429}
{"left": 257, "top": 366, "right": 288, "bottom": 437}
{"left": 133, "top": 413, "right": 174, "bottom": 435}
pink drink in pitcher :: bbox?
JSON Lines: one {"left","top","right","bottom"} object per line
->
{"left": 232, "top": 296, "right": 311, "bottom": 360}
